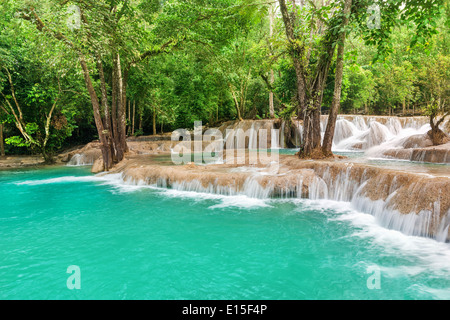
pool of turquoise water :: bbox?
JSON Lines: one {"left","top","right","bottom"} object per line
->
{"left": 0, "top": 166, "right": 449, "bottom": 300}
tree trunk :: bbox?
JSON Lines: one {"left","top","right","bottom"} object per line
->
{"left": 132, "top": 100, "right": 135, "bottom": 136}
{"left": 429, "top": 113, "right": 450, "bottom": 146}
{"left": 0, "top": 123, "right": 4, "bottom": 157}
{"left": 40, "top": 145, "right": 55, "bottom": 164}
{"left": 139, "top": 107, "right": 143, "bottom": 132}
{"left": 97, "top": 58, "right": 115, "bottom": 164}
{"left": 269, "top": 71, "right": 275, "bottom": 118}
{"left": 114, "top": 53, "right": 128, "bottom": 158}
{"left": 229, "top": 83, "right": 243, "bottom": 121}
{"left": 322, "top": 0, "right": 352, "bottom": 156}
{"left": 111, "top": 60, "right": 120, "bottom": 160}
{"left": 299, "top": 30, "right": 335, "bottom": 157}
{"left": 80, "top": 57, "right": 112, "bottom": 171}
{"left": 110, "top": 53, "right": 129, "bottom": 162}
{"left": 301, "top": 99, "right": 323, "bottom": 156}
{"left": 153, "top": 106, "right": 157, "bottom": 136}
{"left": 127, "top": 99, "right": 131, "bottom": 136}
{"left": 269, "top": 3, "right": 275, "bottom": 118}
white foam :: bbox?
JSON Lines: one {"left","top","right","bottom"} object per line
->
{"left": 147, "top": 186, "right": 270, "bottom": 210}
{"left": 333, "top": 208, "right": 450, "bottom": 272}
{"left": 298, "top": 198, "right": 450, "bottom": 298}
{"left": 15, "top": 175, "right": 108, "bottom": 185}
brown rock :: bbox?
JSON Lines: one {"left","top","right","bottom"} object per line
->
{"left": 91, "top": 157, "right": 104, "bottom": 174}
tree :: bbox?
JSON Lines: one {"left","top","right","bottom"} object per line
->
{"left": 341, "top": 64, "right": 376, "bottom": 114}
{"left": 425, "top": 103, "right": 450, "bottom": 145}
{"left": 278, "top": 0, "right": 444, "bottom": 158}
{"left": 0, "top": 9, "right": 76, "bottom": 162}
{"left": 322, "top": 0, "right": 353, "bottom": 156}
{"left": 19, "top": 1, "right": 128, "bottom": 169}
{"left": 420, "top": 54, "right": 450, "bottom": 145}
{"left": 268, "top": 2, "right": 276, "bottom": 118}
{"left": 0, "top": 68, "right": 64, "bottom": 163}
{"left": 278, "top": 0, "right": 355, "bottom": 157}
{"left": 19, "top": 0, "right": 259, "bottom": 168}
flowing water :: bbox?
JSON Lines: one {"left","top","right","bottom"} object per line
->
{"left": 1, "top": 166, "right": 450, "bottom": 300}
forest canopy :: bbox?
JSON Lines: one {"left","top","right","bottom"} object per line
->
{"left": 0, "top": 0, "right": 449, "bottom": 162}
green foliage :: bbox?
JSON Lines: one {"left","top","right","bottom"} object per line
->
{"left": 5, "top": 135, "right": 30, "bottom": 147}
{"left": 0, "top": 0, "right": 449, "bottom": 158}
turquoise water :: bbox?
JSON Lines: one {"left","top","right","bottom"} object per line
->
{"left": 1, "top": 166, "right": 450, "bottom": 300}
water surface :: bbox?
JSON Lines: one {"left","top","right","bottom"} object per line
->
{"left": 1, "top": 167, "right": 449, "bottom": 300}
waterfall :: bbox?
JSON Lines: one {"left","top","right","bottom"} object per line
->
{"left": 120, "top": 167, "right": 450, "bottom": 242}
{"left": 248, "top": 122, "right": 257, "bottom": 150}
{"left": 215, "top": 116, "right": 447, "bottom": 157}
{"left": 289, "top": 120, "right": 302, "bottom": 148}
{"left": 365, "top": 121, "right": 393, "bottom": 148}
{"left": 352, "top": 116, "right": 368, "bottom": 131}
{"left": 67, "top": 153, "right": 96, "bottom": 166}
{"left": 386, "top": 117, "right": 403, "bottom": 135}
{"left": 271, "top": 124, "right": 280, "bottom": 149}
{"left": 117, "top": 158, "right": 450, "bottom": 242}
{"left": 333, "top": 119, "right": 358, "bottom": 146}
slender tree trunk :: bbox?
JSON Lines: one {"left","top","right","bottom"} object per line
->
{"left": 269, "top": 71, "right": 275, "bottom": 118}
{"left": 229, "top": 83, "right": 243, "bottom": 121}
{"left": 123, "top": 67, "right": 129, "bottom": 132}
{"left": 114, "top": 53, "right": 128, "bottom": 158}
{"left": 111, "top": 61, "right": 120, "bottom": 157}
{"left": 322, "top": 0, "right": 352, "bottom": 156}
{"left": 80, "top": 57, "right": 112, "bottom": 171}
{"left": 279, "top": 0, "right": 349, "bottom": 158}
{"left": 139, "top": 106, "right": 143, "bottom": 131}
{"left": 97, "top": 58, "right": 115, "bottom": 164}
{"left": 132, "top": 100, "right": 136, "bottom": 136}
{"left": 127, "top": 99, "right": 131, "bottom": 136}
{"left": 40, "top": 145, "right": 55, "bottom": 164}
{"left": 153, "top": 106, "right": 157, "bottom": 136}
{"left": 0, "top": 123, "right": 4, "bottom": 157}
{"left": 269, "top": 3, "right": 275, "bottom": 118}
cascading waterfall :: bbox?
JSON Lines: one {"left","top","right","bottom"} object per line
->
{"left": 271, "top": 125, "right": 280, "bottom": 149}
{"left": 320, "top": 116, "right": 450, "bottom": 163}
{"left": 219, "top": 120, "right": 281, "bottom": 150}
{"left": 116, "top": 159, "right": 450, "bottom": 242}
{"left": 332, "top": 119, "right": 359, "bottom": 146}
{"left": 69, "top": 115, "right": 450, "bottom": 241}
{"left": 365, "top": 121, "right": 393, "bottom": 149}
{"left": 67, "top": 153, "right": 96, "bottom": 166}
{"left": 219, "top": 116, "right": 447, "bottom": 157}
